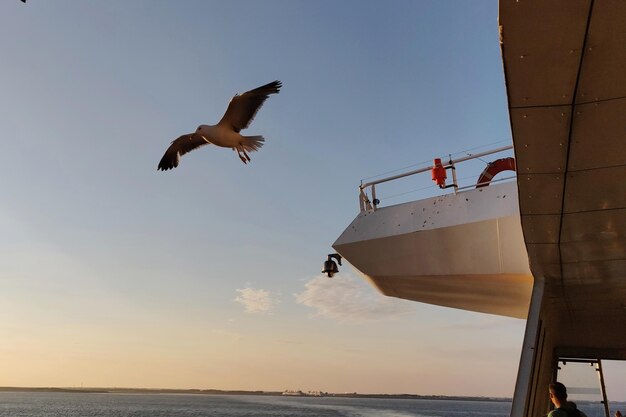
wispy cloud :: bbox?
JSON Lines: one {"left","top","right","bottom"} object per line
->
{"left": 294, "top": 273, "right": 415, "bottom": 323}
{"left": 234, "top": 287, "right": 278, "bottom": 314}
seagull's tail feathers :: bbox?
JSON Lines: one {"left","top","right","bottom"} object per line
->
{"left": 241, "top": 135, "right": 265, "bottom": 153}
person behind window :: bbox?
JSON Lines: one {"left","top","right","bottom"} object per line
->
{"left": 548, "top": 382, "right": 585, "bottom": 417}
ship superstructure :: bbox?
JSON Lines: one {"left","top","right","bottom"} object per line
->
{"left": 332, "top": 2, "right": 626, "bottom": 416}
{"left": 334, "top": 148, "right": 532, "bottom": 319}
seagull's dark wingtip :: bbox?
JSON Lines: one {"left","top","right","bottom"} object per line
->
{"left": 157, "top": 159, "right": 175, "bottom": 171}
{"left": 259, "top": 80, "right": 281, "bottom": 95}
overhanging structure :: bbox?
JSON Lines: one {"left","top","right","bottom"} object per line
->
{"left": 501, "top": 1, "right": 626, "bottom": 416}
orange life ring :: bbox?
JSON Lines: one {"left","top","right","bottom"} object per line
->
{"left": 476, "top": 157, "right": 516, "bottom": 188}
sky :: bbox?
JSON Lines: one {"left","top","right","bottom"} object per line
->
{"left": 0, "top": 0, "right": 579, "bottom": 398}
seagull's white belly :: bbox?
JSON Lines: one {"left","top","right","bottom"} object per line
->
{"left": 203, "top": 125, "right": 242, "bottom": 148}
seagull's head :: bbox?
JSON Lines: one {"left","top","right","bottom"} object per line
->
{"left": 196, "top": 125, "right": 212, "bottom": 135}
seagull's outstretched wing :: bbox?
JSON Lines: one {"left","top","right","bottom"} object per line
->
{"left": 158, "top": 133, "right": 210, "bottom": 171}
{"left": 217, "top": 80, "right": 281, "bottom": 132}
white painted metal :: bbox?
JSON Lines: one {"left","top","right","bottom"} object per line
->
{"left": 340, "top": 182, "right": 520, "bottom": 243}
{"left": 334, "top": 182, "right": 533, "bottom": 318}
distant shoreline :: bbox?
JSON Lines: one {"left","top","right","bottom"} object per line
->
{"left": 0, "top": 387, "right": 511, "bottom": 402}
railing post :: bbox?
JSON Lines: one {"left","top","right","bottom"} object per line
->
{"left": 449, "top": 154, "right": 459, "bottom": 194}
{"left": 371, "top": 185, "right": 377, "bottom": 210}
{"left": 359, "top": 186, "right": 372, "bottom": 212}
{"left": 359, "top": 186, "right": 365, "bottom": 212}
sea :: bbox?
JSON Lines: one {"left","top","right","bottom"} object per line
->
{"left": 2, "top": 392, "right": 621, "bottom": 417}
{"left": 0, "top": 392, "right": 512, "bottom": 417}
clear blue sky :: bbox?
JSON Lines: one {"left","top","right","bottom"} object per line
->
{"left": 0, "top": 0, "right": 555, "bottom": 397}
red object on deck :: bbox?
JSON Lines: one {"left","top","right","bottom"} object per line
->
{"left": 431, "top": 158, "right": 447, "bottom": 187}
{"left": 476, "top": 157, "right": 516, "bottom": 188}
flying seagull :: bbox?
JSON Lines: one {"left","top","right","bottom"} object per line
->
{"left": 158, "top": 80, "right": 282, "bottom": 170}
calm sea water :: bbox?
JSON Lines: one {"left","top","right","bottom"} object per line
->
{"left": 0, "top": 392, "right": 512, "bottom": 417}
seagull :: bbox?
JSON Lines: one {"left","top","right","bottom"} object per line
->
{"left": 158, "top": 80, "right": 282, "bottom": 170}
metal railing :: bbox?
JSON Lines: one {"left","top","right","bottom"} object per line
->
{"left": 359, "top": 145, "right": 514, "bottom": 212}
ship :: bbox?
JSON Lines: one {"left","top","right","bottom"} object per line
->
{"left": 330, "top": 2, "right": 626, "bottom": 417}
